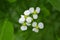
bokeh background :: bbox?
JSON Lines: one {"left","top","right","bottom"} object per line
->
{"left": 0, "top": 0, "right": 60, "bottom": 40}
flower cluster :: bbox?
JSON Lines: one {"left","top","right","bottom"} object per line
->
{"left": 18, "top": 7, "right": 44, "bottom": 33}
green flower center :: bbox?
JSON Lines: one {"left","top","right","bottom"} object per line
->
{"left": 36, "top": 25, "right": 39, "bottom": 29}
{"left": 24, "top": 15, "right": 28, "bottom": 18}
{"left": 33, "top": 10, "right": 37, "bottom": 14}
{"left": 23, "top": 22, "right": 26, "bottom": 26}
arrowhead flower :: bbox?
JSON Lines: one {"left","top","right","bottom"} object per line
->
{"left": 32, "top": 22, "right": 44, "bottom": 32}
{"left": 29, "top": 7, "right": 40, "bottom": 19}
{"left": 19, "top": 15, "right": 33, "bottom": 31}
{"left": 18, "top": 7, "right": 44, "bottom": 32}
{"left": 29, "top": 7, "right": 40, "bottom": 14}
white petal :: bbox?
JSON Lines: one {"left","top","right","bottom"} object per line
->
{"left": 21, "top": 15, "right": 24, "bottom": 18}
{"left": 33, "top": 14, "right": 38, "bottom": 19}
{"left": 32, "top": 22, "right": 37, "bottom": 27}
{"left": 38, "top": 22, "right": 44, "bottom": 29}
{"left": 20, "top": 26, "right": 27, "bottom": 31}
{"left": 24, "top": 10, "right": 30, "bottom": 15}
{"left": 36, "top": 7, "right": 40, "bottom": 13}
{"left": 26, "top": 22, "right": 31, "bottom": 26}
{"left": 26, "top": 17, "right": 32, "bottom": 23}
{"left": 19, "top": 17, "right": 25, "bottom": 24}
{"left": 29, "top": 7, "right": 34, "bottom": 13}
{"left": 32, "top": 28, "right": 39, "bottom": 32}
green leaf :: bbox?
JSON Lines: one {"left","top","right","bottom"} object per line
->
{"left": 0, "top": 19, "right": 14, "bottom": 40}
{"left": 49, "top": 0, "right": 60, "bottom": 11}
{"left": 40, "top": 5, "right": 50, "bottom": 17}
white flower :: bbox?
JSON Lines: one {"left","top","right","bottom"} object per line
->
{"left": 21, "top": 15, "right": 24, "bottom": 18}
{"left": 24, "top": 10, "right": 30, "bottom": 16}
{"left": 32, "top": 28, "right": 39, "bottom": 33}
{"left": 19, "top": 17, "right": 25, "bottom": 24}
{"left": 32, "top": 22, "right": 37, "bottom": 27}
{"left": 18, "top": 7, "right": 42, "bottom": 32}
{"left": 33, "top": 14, "right": 38, "bottom": 19}
{"left": 29, "top": 7, "right": 40, "bottom": 14}
{"left": 29, "top": 7, "right": 34, "bottom": 13}
{"left": 36, "top": 7, "right": 40, "bottom": 13}
{"left": 38, "top": 22, "right": 44, "bottom": 29}
{"left": 32, "top": 22, "right": 44, "bottom": 32}
{"left": 26, "top": 22, "right": 31, "bottom": 26}
{"left": 26, "top": 17, "right": 33, "bottom": 23}
{"left": 20, "top": 26, "right": 27, "bottom": 31}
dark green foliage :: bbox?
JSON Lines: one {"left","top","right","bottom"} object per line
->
{"left": 0, "top": 0, "right": 60, "bottom": 40}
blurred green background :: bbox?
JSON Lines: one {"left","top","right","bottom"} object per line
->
{"left": 0, "top": 0, "right": 60, "bottom": 40}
